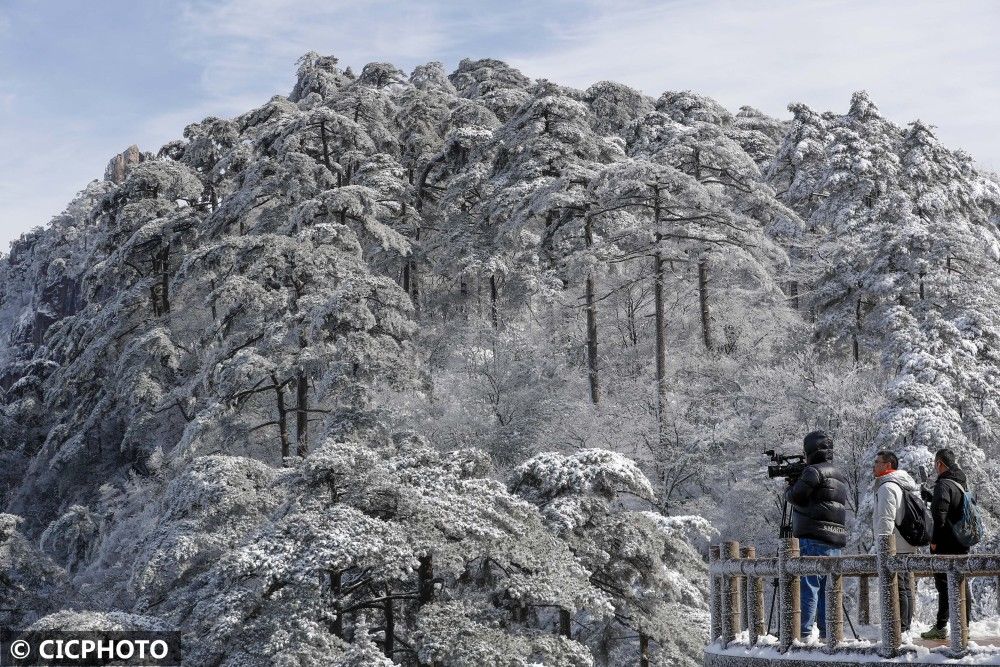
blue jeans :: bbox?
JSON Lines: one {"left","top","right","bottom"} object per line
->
{"left": 799, "top": 538, "right": 841, "bottom": 637}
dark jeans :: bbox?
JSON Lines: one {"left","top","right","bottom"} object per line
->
{"left": 933, "top": 573, "right": 972, "bottom": 628}
{"left": 898, "top": 574, "right": 912, "bottom": 633}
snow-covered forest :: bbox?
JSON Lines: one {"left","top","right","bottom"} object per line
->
{"left": 2, "top": 53, "right": 1000, "bottom": 666}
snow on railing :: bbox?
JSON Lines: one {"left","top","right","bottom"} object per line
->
{"left": 707, "top": 534, "right": 1000, "bottom": 658}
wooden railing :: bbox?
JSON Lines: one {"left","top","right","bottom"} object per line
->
{"left": 708, "top": 534, "right": 1000, "bottom": 657}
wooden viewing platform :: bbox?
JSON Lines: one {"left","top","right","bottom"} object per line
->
{"left": 705, "top": 534, "right": 1000, "bottom": 665}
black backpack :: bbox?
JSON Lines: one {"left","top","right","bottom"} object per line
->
{"left": 943, "top": 478, "right": 984, "bottom": 548}
{"left": 889, "top": 481, "right": 933, "bottom": 547}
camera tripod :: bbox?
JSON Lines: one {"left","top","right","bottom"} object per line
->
{"left": 765, "top": 497, "right": 859, "bottom": 641}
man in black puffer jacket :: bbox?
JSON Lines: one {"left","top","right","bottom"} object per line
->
{"left": 785, "top": 431, "right": 849, "bottom": 640}
{"left": 919, "top": 448, "right": 974, "bottom": 639}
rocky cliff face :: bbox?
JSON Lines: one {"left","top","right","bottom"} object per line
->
{"left": 103, "top": 144, "right": 146, "bottom": 184}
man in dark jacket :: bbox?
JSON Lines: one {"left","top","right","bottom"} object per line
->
{"left": 785, "top": 430, "right": 849, "bottom": 640}
{"left": 920, "top": 448, "right": 973, "bottom": 640}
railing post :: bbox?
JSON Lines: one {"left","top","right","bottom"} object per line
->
{"left": 738, "top": 547, "right": 749, "bottom": 632}
{"left": 947, "top": 570, "right": 968, "bottom": 654}
{"left": 824, "top": 572, "right": 844, "bottom": 652}
{"left": 709, "top": 545, "right": 721, "bottom": 643}
{"left": 778, "top": 537, "right": 800, "bottom": 652}
{"left": 754, "top": 573, "right": 766, "bottom": 641}
{"left": 721, "top": 540, "right": 741, "bottom": 645}
{"left": 742, "top": 546, "right": 763, "bottom": 645}
{"left": 858, "top": 573, "right": 870, "bottom": 625}
{"left": 876, "top": 533, "right": 900, "bottom": 657}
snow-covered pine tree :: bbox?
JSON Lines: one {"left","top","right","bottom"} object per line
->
{"left": 512, "top": 450, "right": 709, "bottom": 666}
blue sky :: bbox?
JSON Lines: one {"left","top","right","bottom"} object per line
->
{"left": 1, "top": 0, "right": 997, "bottom": 251}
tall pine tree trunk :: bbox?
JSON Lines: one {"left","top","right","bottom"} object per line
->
{"left": 584, "top": 215, "right": 600, "bottom": 404}
{"left": 654, "top": 246, "right": 667, "bottom": 447}
{"left": 411, "top": 218, "right": 422, "bottom": 318}
{"left": 853, "top": 293, "right": 862, "bottom": 365}
{"left": 160, "top": 246, "right": 170, "bottom": 314}
{"left": 384, "top": 587, "right": 394, "bottom": 658}
{"left": 319, "top": 121, "right": 333, "bottom": 173}
{"left": 652, "top": 185, "right": 667, "bottom": 449}
{"left": 698, "top": 256, "right": 712, "bottom": 351}
{"left": 417, "top": 556, "right": 438, "bottom": 667}
{"left": 490, "top": 274, "right": 499, "bottom": 329}
{"left": 399, "top": 201, "right": 416, "bottom": 314}
{"left": 295, "top": 372, "right": 308, "bottom": 457}
{"left": 418, "top": 555, "right": 434, "bottom": 606}
{"left": 272, "top": 372, "right": 291, "bottom": 462}
{"left": 653, "top": 188, "right": 668, "bottom": 449}
{"left": 209, "top": 278, "right": 217, "bottom": 321}
{"left": 639, "top": 633, "right": 650, "bottom": 667}
{"left": 295, "top": 328, "right": 308, "bottom": 457}
{"left": 585, "top": 274, "right": 599, "bottom": 403}
{"left": 946, "top": 254, "right": 953, "bottom": 305}
{"left": 330, "top": 570, "right": 343, "bottom": 639}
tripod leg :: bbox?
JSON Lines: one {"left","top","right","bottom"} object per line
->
{"left": 767, "top": 577, "right": 778, "bottom": 636}
{"left": 768, "top": 497, "right": 793, "bottom": 638}
{"left": 842, "top": 599, "right": 859, "bottom": 640}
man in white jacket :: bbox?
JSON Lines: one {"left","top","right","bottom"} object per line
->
{"left": 873, "top": 450, "right": 919, "bottom": 633}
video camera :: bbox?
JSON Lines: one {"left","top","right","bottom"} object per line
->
{"left": 764, "top": 449, "right": 807, "bottom": 481}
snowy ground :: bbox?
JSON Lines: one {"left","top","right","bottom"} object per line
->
{"left": 710, "top": 620, "right": 1000, "bottom": 664}
{"left": 709, "top": 643, "right": 1000, "bottom": 665}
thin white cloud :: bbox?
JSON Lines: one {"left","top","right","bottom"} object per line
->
{"left": 507, "top": 0, "right": 1000, "bottom": 170}
{"left": 176, "top": 0, "right": 450, "bottom": 103}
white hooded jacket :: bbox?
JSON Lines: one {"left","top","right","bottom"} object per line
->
{"left": 873, "top": 469, "right": 919, "bottom": 553}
